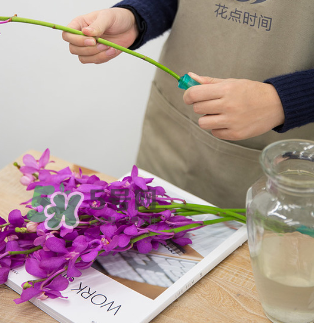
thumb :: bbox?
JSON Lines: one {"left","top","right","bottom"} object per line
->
{"left": 188, "top": 72, "right": 223, "bottom": 85}
{"left": 82, "top": 14, "right": 113, "bottom": 37}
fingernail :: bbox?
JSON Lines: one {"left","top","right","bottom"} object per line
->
{"left": 106, "top": 48, "right": 116, "bottom": 57}
{"left": 97, "top": 43, "right": 109, "bottom": 51}
{"left": 84, "top": 38, "right": 96, "bottom": 46}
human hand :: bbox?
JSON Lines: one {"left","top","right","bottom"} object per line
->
{"left": 183, "top": 72, "right": 285, "bottom": 141}
{"left": 62, "top": 8, "right": 138, "bottom": 64}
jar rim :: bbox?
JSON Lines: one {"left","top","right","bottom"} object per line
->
{"left": 260, "top": 139, "right": 314, "bottom": 190}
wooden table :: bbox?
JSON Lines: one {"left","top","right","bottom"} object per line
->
{"left": 0, "top": 151, "right": 270, "bottom": 323}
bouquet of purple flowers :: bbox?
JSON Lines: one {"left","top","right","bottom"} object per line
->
{"left": 0, "top": 150, "right": 246, "bottom": 304}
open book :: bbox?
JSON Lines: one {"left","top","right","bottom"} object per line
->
{"left": 5, "top": 169, "right": 247, "bottom": 323}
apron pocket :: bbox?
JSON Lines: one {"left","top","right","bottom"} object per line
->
{"left": 137, "top": 82, "right": 264, "bottom": 208}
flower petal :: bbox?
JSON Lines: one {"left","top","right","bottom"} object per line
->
{"left": 39, "top": 148, "right": 50, "bottom": 168}
{"left": 8, "top": 209, "right": 24, "bottom": 227}
{"left": 131, "top": 165, "right": 138, "bottom": 178}
{"left": 19, "top": 166, "right": 39, "bottom": 175}
{"left": 124, "top": 224, "right": 138, "bottom": 236}
{"left": 46, "top": 275, "right": 69, "bottom": 291}
{"left": 45, "top": 237, "right": 68, "bottom": 254}
{"left": 72, "top": 235, "right": 88, "bottom": 253}
{"left": 67, "top": 260, "right": 82, "bottom": 277}
{"left": 39, "top": 256, "right": 66, "bottom": 272}
{"left": 118, "top": 234, "right": 130, "bottom": 248}
{"left": 172, "top": 237, "right": 192, "bottom": 246}
{"left": 81, "top": 250, "right": 98, "bottom": 262}
{"left": 133, "top": 177, "right": 148, "bottom": 190}
{"left": 0, "top": 267, "right": 10, "bottom": 284}
{"left": 100, "top": 224, "right": 117, "bottom": 239}
{"left": 25, "top": 258, "right": 48, "bottom": 278}
{"left": 23, "top": 154, "right": 38, "bottom": 169}
{"left": 136, "top": 238, "right": 153, "bottom": 254}
{"left": 14, "top": 287, "right": 41, "bottom": 304}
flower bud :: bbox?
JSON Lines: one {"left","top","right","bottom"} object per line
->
{"left": 20, "top": 174, "right": 34, "bottom": 186}
{"left": 26, "top": 221, "right": 39, "bottom": 233}
{"left": 22, "top": 282, "right": 32, "bottom": 289}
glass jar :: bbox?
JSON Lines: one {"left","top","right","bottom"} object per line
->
{"left": 246, "top": 140, "right": 314, "bottom": 323}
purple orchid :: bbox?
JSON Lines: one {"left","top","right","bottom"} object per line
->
{"left": 14, "top": 275, "right": 69, "bottom": 304}
{"left": 19, "top": 149, "right": 53, "bottom": 186}
{"left": 0, "top": 150, "right": 246, "bottom": 303}
{"left": 44, "top": 236, "right": 89, "bottom": 277}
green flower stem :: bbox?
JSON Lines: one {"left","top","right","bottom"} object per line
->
{"left": 138, "top": 203, "right": 247, "bottom": 223}
{"left": 175, "top": 211, "right": 204, "bottom": 216}
{"left": 13, "top": 162, "right": 21, "bottom": 170}
{"left": 79, "top": 215, "right": 93, "bottom": 220}
{"left": 222, "top": 209, "right": 246, "bottom": 213}
{"left": 130, "top": 217, "right": 236, "bottom": 244}
{"left": 78, "top": 219, "right": 99, "bottom": 226}
{"left": 0, "top": 16, "right": 181, "bottom": 81}
{"left": 8, "top": 245, "right": 42, "bottom": 255}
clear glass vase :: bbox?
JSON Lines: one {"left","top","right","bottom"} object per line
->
{"left": 246, "top": 140, "right": 314, "bottom": 323}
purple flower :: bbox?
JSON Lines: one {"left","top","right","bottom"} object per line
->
{"left": 1, "top": 149, "right": 224, "bottom": 303}
{"left": 0, "top": 242, "right": 10, "bottom": 284}
{"left": 20, "top": 149, "right": 50, "bottom": 175}
{"left": 44, "top": 236, "right": 89, "bottom": 277}
{"left": 14, "top": 275, "right": 69, "bottom": 304}
{"left": 8, "top": 209, "right": 25, "bottom": 227}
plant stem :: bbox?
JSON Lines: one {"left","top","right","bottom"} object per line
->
{"left": 8, "top": 245, "right": 42, "bottom": 255}
{"left": 0, "top": 16, "right": 181, "bottom": 81}
{"left": 138, "top": 203, "right": 247, "bottom": 223}
{"left": 130, "top": 217, "right": 237, "bottom": 244}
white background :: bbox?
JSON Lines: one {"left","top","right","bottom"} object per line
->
{"left": 0, "top": 1, "right": 168, "bottom": 177}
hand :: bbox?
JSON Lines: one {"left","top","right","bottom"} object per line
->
{"left": 62, "top": 8, "right": 138, "bottom": 64}
{"left": 183, "top": 72, "right": 285, "bottom": 141}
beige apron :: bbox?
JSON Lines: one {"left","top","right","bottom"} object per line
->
{"left": 136, "top": 0, "right": 314, "bottom": 208}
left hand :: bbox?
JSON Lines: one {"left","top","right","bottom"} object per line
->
{"left": 183, "top": 72, "right": 285, "bottom": 141}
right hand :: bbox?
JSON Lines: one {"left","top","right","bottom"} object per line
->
{"left": 62, "top": 8, "right": 138, "bottom": 64}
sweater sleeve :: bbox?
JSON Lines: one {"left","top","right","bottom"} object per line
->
{"left": 265, "top": 69, "right": 314, "bottom": 133}
{"left": 113, "top": 0, "right": 178, "bottom": 49}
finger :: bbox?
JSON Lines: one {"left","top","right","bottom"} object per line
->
{"left": 62, "top": 31, "right": 97, "bottom": 47}
{"left": 198, "top": 114, "right": 228, "bottom": 130}
{"left": 183, "top": 84, "right": 223, "bottom": 105}
{"left": 82, "top": 11, "right": 114, "bottom": 37}
{"left": 69, "top": 43, "right": 110, "bottom": 56}
{"left": 211, "top": 128, "right": 249, "bottom": 141}
{"left": 78, "top": 49, "right": 119, "bottom": 64}
{"left": 188, "top": 72, "right": 223, "bottom": 85}
{"left": 193, "top": 99, "right": 223, "bottom": 115}
{"left": 62, "top": 18, "right": 93, "bottom": 45}
{"left": 211, "top": 129, "right": 234, "bottom": 140}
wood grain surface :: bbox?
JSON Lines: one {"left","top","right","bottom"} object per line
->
{"left": 0, "top": 151, "right": 270, "bottom": 323}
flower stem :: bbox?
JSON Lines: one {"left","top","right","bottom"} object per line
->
{"left": 0, "top": 16, "right": 181, "bottom": 81}
{"left": 8, "top": 245, "right": 42, "bottom": 255}
{"left": 130, "top": 217, "right": 237, "bottom": 244}
{"left": 139, "top": 203, "right": 247, "bottom": 223}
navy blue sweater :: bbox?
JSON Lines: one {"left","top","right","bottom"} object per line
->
{"left": 114, "top": 0, "right": 314, "bottom": 133}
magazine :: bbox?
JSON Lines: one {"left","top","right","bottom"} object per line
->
{"left": 5, "top": 169, "right": 247, "bottom": 323}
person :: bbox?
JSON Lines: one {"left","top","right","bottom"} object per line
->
{"left": 62, "top": 0, "right": 314, "bottom": 208}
